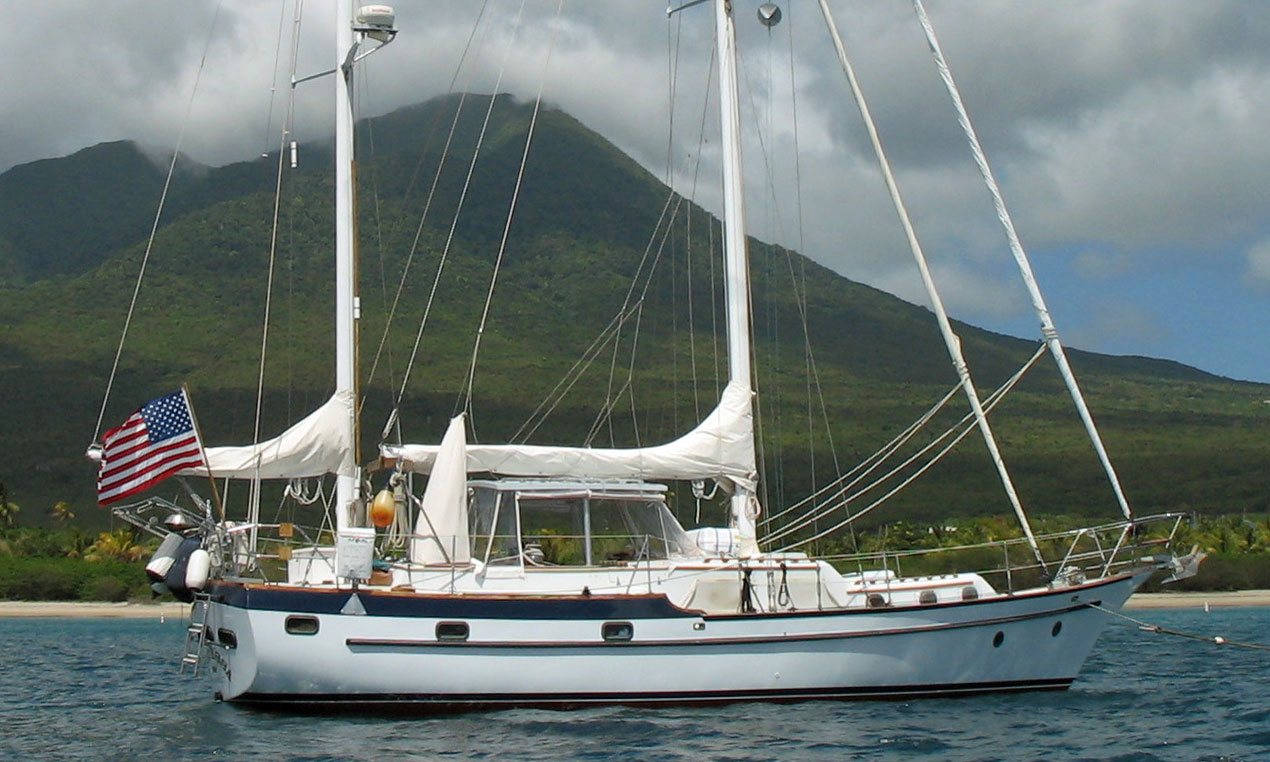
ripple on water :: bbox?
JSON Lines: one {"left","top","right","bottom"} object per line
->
{"left": 2, "top": 609, "right": 1269, "bottom": 761}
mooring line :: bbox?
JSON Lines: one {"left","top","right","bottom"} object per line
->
{"left": 1079, "top": 599, "right": 1270, "bottom": 652}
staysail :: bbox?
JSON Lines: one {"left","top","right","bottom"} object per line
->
{"left": 409, "top": 413, "right": 471, "bottom": 565}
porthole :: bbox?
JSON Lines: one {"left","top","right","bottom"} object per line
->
{"left": 992, "top": 630, "right": 1005, "bottom": 648}
{"left": 436, "top": 621, "right": 470, "bottom": 641}
{"left": 1051, "top": 621, "right": 1063, "bottom": 637}
{"left": 918, "top": 590, "right": 938, "bottom": 605}
{"left": 285, "top": 615, "right": 319, "bottom": 635}
{"left": 217, "top": 628, "right": 238, "bottom": 649}
{"left": 866, "top": 593, "right": 888, "bottom": 608}
{"left": 961, "top": 586, "right": 979, "bottom": 601}
{"left": 603, "top": 621, "right": 634, "bottom": 641}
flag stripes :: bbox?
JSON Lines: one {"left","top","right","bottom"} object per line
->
{"left": 96, "top": 390, "right": 207, "bottom": 505}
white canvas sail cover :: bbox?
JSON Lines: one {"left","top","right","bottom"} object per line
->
{"left": 410, "top": 414, "right": 471, "bottom": 565}
{"left": 178, "top": 390, "right": 354, "bottom": 480}
{"left": 382, "top": 380, "right": 756, "bottom": 491}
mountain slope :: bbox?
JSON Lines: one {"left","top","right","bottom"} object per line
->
{"left": 0, "top": 93, "right": 1266, "bottom": 528}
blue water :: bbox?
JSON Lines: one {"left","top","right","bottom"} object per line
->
{"left": 1, "top": 609, "right": 1266, "bottom": 761}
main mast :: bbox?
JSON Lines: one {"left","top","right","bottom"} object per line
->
{"left": 334, "top": 0, "right": 359, "bottom": 530}
{"left": 713, "top": 0, "right": 760, "bottom": 556}
{"left": 331, "top": 4, "right": 397, "bottom": 531}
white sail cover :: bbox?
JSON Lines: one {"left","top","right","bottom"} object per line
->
{"left": 382, "top": 380, "right": 756, "bottom": 491}
{"left": 178, "top": 390, "right": 354, "bottom": 480}
{"left": 410, "top": 414, "right": 471, "bottom": 565}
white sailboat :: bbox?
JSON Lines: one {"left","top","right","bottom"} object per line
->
{"left": 98, "top": 1, "right": 1203, "bottom": 709}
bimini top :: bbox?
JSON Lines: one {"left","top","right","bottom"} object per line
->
{"left": 468, "top": 479, "right": 670, "bottom": 498}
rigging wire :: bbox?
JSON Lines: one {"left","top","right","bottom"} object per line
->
{"left": 911, "top": 0, "right": 1133, "bottom": 521}
{"left": 92, "top": 0, "right": 226, "bottom": 442}
{"left": 585, "top": 189, "right": 683, "bottom": 446}
{"left": 389, "top": 1, "right": 526, "bottom": 431}
{"left": 759, "top": 378, "right": 961, "bottom": 529}
{"left": 371, "top": 1, "right": 491, "bottom": 438}
{"left": 683, "top": 45, "right": 720, "bottom": 412}
{"left": 816, "top": 0, "right": 1044, "bottom": 568}
{"left": 779, "top": 1, "right": 845, "bottom": 551}
{"left": 459, "top": 0, "right": 567, "bottom": 435}
{"left": 353, "top": 22, "right": 401, "bottom": 427}
{"left": 254, "top": 0, "right": 304, "bottom": 454}
{"left": 247, "top": 0, "right": 304, "bottom": 531}
{"left": 511, "top": 302, "right": 643, "bottom": 443}
{"left": 259, "top": 0, "right": 292, "bottom": 159}
{"left": 770, "top": 344, "right": 1048, "bottom": 552}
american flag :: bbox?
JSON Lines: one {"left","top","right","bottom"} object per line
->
{"left": 97, "top": 389, "right": 207, "bottom": 505}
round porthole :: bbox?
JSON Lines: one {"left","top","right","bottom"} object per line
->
{"left": 1051, "top": 621, "right": 1063, "bottom": 637}
{"left": 992, "top": 630, "right": 1005, "bottom": 648}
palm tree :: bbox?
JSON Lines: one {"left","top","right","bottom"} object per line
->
{"left": 50, "top": 501, "right": 75, "bottom": 525}
{"left": 84, "top": 529, "right": 144, "bottom": 562}
{"left": 0, "top": 481, "right": 19, "bottom": 529}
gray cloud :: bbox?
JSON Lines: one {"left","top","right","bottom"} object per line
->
{"left": 4, "top": 1, "right": 1268, "bottom": 379}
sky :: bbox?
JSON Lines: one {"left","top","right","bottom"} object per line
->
{"left": 3, "top": 1, "right": 1268, "bottom": 384}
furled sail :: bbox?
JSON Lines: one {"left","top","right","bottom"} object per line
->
{"left": 410, "top": 414, "right": 471, "bottom": 565}
{"left": 178, "top": 390, "right": 354, "bottom": 480}
{"left": 381, "top": 380, "right": 756, "bottom": 491}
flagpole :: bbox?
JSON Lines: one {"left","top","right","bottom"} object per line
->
{"left": 182, "top": 383, "right": 225, "bottom": 523}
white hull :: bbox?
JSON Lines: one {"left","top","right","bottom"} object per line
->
{"left": 199, "top": 570, "right": 1146, "bottom": 709}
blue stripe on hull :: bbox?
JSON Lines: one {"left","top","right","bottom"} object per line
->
{"left": 208, "top": 570, "right": 1137, "bottom": 622}
{"left": 208, "top": 582, "right": 696, "bottom": 620}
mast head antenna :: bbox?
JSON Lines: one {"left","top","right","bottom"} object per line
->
{"left": 355, "top": 5, "right": 397, "bottom": 42}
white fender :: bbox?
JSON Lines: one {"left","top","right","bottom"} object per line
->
{"left": 145, "top": 533, "right": 183, "bottom": 582}
{"left": 185, "top": 548, "right": 211, "bottom": 590}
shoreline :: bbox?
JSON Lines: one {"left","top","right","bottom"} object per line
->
{"left": 0, "top": 590, "right": 1267, "bottom": 618}
{"left": 1124, "top": 589, "right": 1270, "bottom": 610}
{"left": 0, "top": 601, "right": 189, "bottom": 619}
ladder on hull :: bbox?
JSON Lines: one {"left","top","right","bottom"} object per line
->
{"left": 180, "top": 594, "right": 211, "bottom": 675}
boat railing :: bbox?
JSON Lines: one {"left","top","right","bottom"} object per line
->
{"left": 822, "top": 512, "right": 1188, "bottom": 593}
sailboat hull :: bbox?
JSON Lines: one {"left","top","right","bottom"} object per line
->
{"left": 200, "top": 570, "right": 1145, "bottom": 710}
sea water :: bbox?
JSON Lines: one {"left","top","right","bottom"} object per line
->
{"left": 1, "top": 608, "right": 1266, "bottom": 761}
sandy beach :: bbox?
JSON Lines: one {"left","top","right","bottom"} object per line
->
{"left": 1124, "top": 589, "right": 1270, "bottom": 610}
{"left": 0, "top": 601, "right": 189, "bottom": 619}
{"left": 0, "top": 590, "right": 1267, "bottom": 618}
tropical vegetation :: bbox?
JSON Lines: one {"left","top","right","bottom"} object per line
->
{"left": 0, "top": 95, "right": 1266, "bottom": 600}
{"left": 1, "top": 507, "right": 1269, "bottom": 600}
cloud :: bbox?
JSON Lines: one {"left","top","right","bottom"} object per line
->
{"left": 1246, "top": 239, "right": 1270, "bottom": 291}
{"left": 3, "top": 1, "right": 1268, "bottom": 380}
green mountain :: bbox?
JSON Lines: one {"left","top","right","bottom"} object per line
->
{"left": 1, "top": 93, "right": 1266, "bottom": 531}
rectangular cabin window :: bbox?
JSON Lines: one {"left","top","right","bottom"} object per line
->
{"left": 436, "top": 621, "right": 470, "bottom": 642}
{"left": 285, "top": 615, "right": 319, "bottom": 635}
{"left": 602, "top": 622, "right": 634, "bottom": 641}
